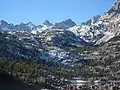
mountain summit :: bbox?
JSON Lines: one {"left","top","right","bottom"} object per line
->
{"left": 100, "top": 0, "right": 120, "bottom": 20}
{"left": 97, "top": 0, "right": 120, "bottom": 36}
{"left": 43, "top": 20, "right": 53, "bottom": 26}
{"left": 52, "top": 19, "right": 76, "bottom": 29}
{"left": 110, "top": 0, "right": 120, "bottom": 12}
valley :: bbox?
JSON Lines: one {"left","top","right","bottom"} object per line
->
{"left": 1, "top": 0, "right": 120, "bottom": 90}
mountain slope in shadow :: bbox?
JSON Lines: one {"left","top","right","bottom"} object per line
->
{"left": 0, "top": 69, "right": 39, "bottom": 90}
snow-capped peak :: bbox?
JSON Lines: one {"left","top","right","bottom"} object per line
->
{"left": 41, "top": 25, "right": 50, "bottom": 30}
{"left": 26, "top": 22, "right": 35, "bottom": 29}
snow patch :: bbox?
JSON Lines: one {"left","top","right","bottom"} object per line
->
{"left": 96, "top": 31, "right": 115, "bottom": 45}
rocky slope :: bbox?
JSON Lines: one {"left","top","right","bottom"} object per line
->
{"left": 79, "top": 35, "right": 120, "bottom": 80}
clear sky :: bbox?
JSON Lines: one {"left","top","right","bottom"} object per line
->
{"left": 0, "top": 0, "right": 114, "bottom": 25}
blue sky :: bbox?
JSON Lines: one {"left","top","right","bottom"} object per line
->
{"left": 0, "top": 0, "right": 114, "bottom": 25}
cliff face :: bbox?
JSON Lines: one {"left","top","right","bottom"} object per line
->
{"left": 98, "top": 0, "right": 120, "bottom": 35}
{"left": 100, "top": 0, "right": 120, "bottom": 20}
{"left": 109, "top": 0, "right": 120, "bottom": 11}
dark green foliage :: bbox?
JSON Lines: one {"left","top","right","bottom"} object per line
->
{"left": 0, "top": 59, "right": 45, "bottom": 85}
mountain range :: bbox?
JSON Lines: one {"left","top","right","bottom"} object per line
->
{"left": 0, "top": 0, "right": 120, "bottom": 64}
{"left": 0, "top": 19, "right": 76, "bottom": 31}
{"left": 1, "top": 0, "right": 120, "bottom": 89}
